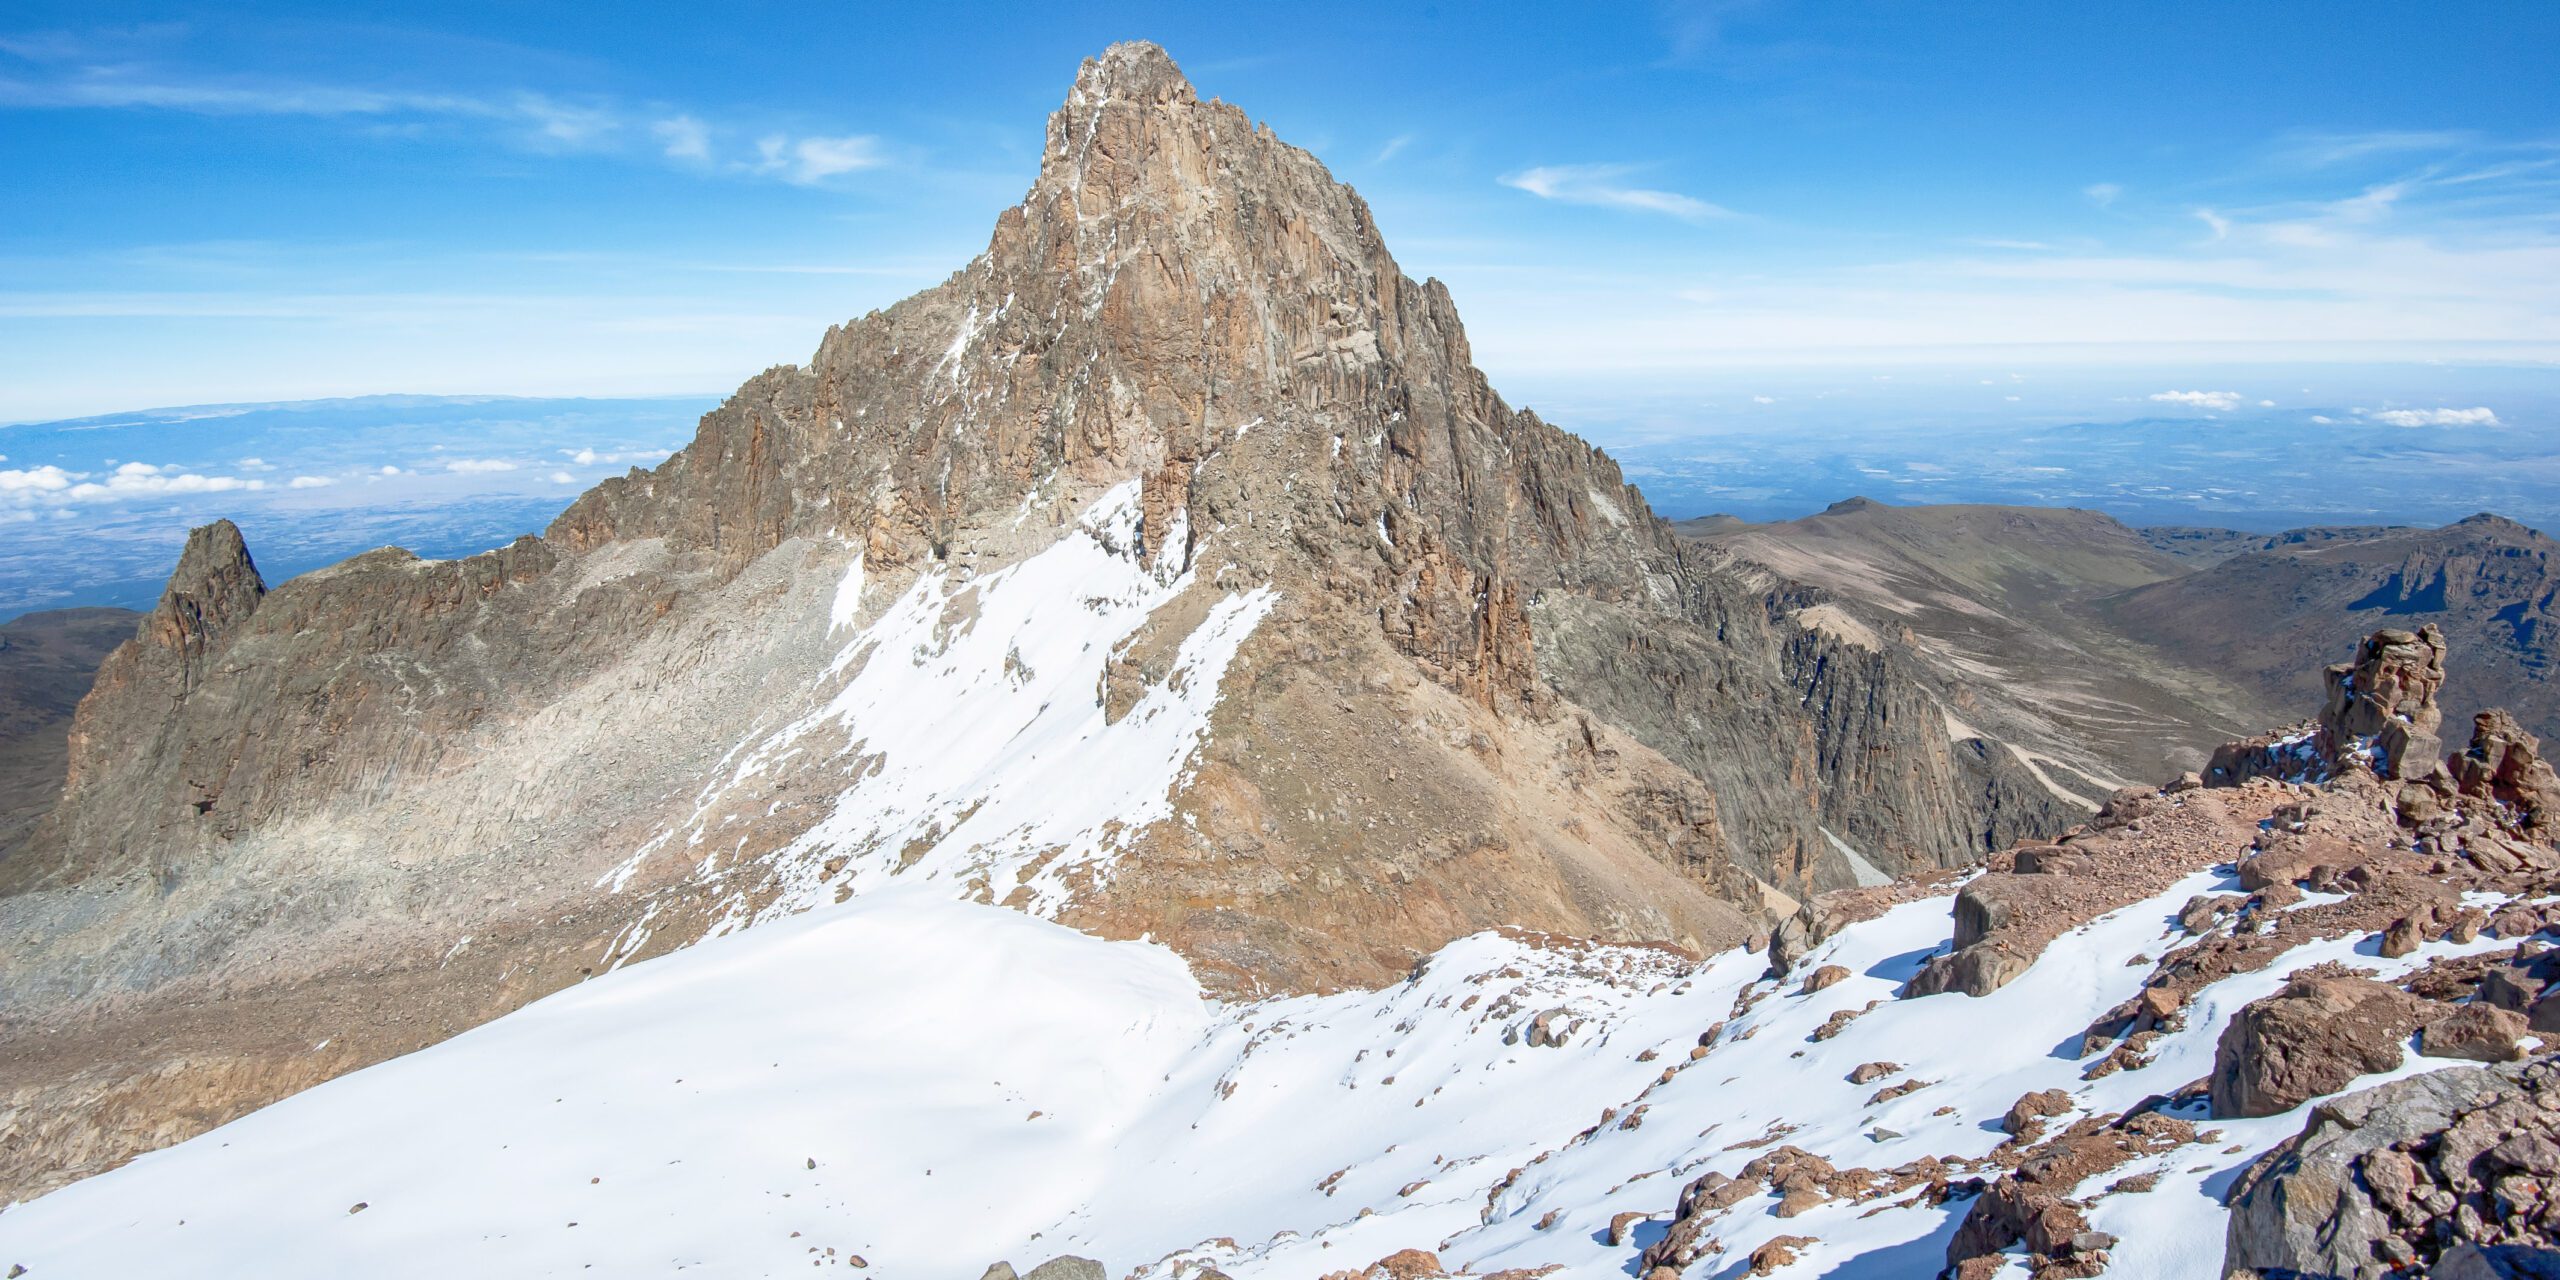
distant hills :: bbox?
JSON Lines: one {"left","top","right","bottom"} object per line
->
{"left": 2106, "top": 512, "right": 2556, "bottom": 744}
{"left": 1683, "top": 501, "right": 2556, "bottom": 780}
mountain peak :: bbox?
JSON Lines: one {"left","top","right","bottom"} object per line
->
{"left": 151, "top": 519, "right": 265, "bottom": 661}
{"left": 1068, "top": 41, "right": 1194, "bottom": 108}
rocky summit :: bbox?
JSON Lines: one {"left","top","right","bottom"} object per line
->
{"left": 5, "top": 40, "right": 2558, "bottom": 1280}
{"left": 0, "top": 43, "right": 2068, "bottom": 1202}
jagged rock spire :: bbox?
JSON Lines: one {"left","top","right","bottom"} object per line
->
{"left": 2320, "top": 624, "right": 2446, "bottom": 779}
{"left": 149, "top": 520, "right": 267, "bottom": 680}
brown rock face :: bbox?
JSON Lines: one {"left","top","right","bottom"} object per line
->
{"left": 2451, "top": 709, "right": 2560, "bottom": 834}
{"left": 2208, "top": 970, "right": 2424, "bottom": 1118}
{"left": 0, "top": 43, "right": 2071, "bottom": 1198}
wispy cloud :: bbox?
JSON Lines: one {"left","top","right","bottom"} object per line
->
{"left": 2083, "top": 182, "right": 2122, "bottom": 208}
{"left": 653, "top": 114, "right": 711, "bottom": 162}
{"left": 2149, "top": 390, "right": 2243, "bottom": 411}
{"left": 444, "top": 457, "right": 517, "bottom": 473}
{"left": 1373, "top": 133, "right": 1414, "bottom": 165}
{"left": 1499, "top": 164, "right": 1733, "bottom": 220}
{"left": 2274, "top": 129, "right": 2483, "bottom": 169}
{"left": 0, "top": 39, "right": 884, "bottom": 184}
{"left": 753, "top": 133, "right": 882, "bottom": 185}
{"left": 2368, "top": 406, "right": 2500, "bottom": 427}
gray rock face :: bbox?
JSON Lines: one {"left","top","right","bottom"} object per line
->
{"left": 2225, "top": 1056, "right": 2560, "bottom": 1279}
{"left": 0, "top": 41, "right": 2077, "bottom": 1198}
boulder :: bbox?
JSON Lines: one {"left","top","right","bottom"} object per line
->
{"left": 2209, "top": 971, "right": 2423, "bottom": 1118}
{"left": 1023, "top": 1260, "right": 1107, "bottom": 1280}
{"left": 1800, "top": 964, "right": 1850, "bottom": 994}
{"left": 2419, "top": 1002, "right": 2531, "bottom": 1062}
{"left": 2002, "top": 1088, "right": 2071, "bottom": 1138}
{"left": 1952, "top": 876, "right": 2027, "bottom": 950}
{"left": 1904, "top": 942, "right": 2032, "bottom": 999}
{"left": 2478, "top": 950, "right": 2560, "bottom": 1012}
{"left": 2235, "top": 834, "right": 2357, "bottom": 891}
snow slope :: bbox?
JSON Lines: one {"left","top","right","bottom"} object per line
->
{"left": 0, "top": 861, "right": 2531, "bottom": 1278}
{"left": 599, "top": 480, "right": 1278, "bottom": 943}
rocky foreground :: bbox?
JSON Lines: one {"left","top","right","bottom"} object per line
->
{"left": 3, "top": 623, "right": 2554, "bottom": 1278}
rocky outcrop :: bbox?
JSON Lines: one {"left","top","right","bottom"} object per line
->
{"left": 2324, "top": 625, "right": 2449, "bottom": 778}
{"left": 2208, "top": 624, "right": 2447, "bottom": 784}
{"left": 1904, "top": 787, "right": 2263, "bottom": 998}
{"left": 1943, "top": 1111, "right": 2193, "bottom": 1279}
{"left": 2225, "top": 1056, "right": 2560, "bottom": 1279}
{"left": 2451, "top": 708, "right": 2560, "bottom": 835}
{"left": 2208, "top": 968, "right": 2425, "bottom": 1118}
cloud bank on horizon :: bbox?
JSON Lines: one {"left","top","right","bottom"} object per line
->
{"left": 0, "top": 1, "right": 2554, "bottom": 421}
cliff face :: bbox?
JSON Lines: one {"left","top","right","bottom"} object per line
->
{"left": 2, "top": 43, "right": 2070, "bottom": 1198}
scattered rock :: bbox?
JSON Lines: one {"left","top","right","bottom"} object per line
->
{"left": 1800, "top": 964, "right": 1850, "bottom": 994}
{"left": 1847, "top": 1061, "right": 1901, "bottom": 1085}
{"left": 1524, "top": 1007, "right": 1578, "bottom": 1048}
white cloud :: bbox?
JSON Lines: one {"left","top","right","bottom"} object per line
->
{"left": 2311, "top": 415, "right": 2338, "bottom": 424}
{"left": 1751, "top": 395, "right": 1776, "bottom": 404}
{"left": 2369, "top": 406, "right": 2500, "bottom": 427}
{"left": 0, "top": 464, "right": 77, "bottom": 493}
{"left": 1373, "top": 134, "right": 1414, "bottom": 165}
{"left": 549, "top": 470, "right": 577, "bottom": 484}
{"left": 445, "top": 458, "right": 518, "bottom": 473}
{"left": 1499, "top": 164, "right": 1733, "bottom": 220}
{"left": 2258, "top": 399, "right": 2276, "bottom": 408}
{"left": 287, "top": 475, "right": 334, "bottom": 488}
{"left": 237, "top": 456, "right": 272, "bottom": 470}
{"left": 755, "top": 133, "right": 883, "bottom": 185}
{"left": 379, "top": 465, "right": 407, "bottom": 475}
{"left": 653, "top": 115, "right": 711, "bottom": 162}
{"left": 2150, "top": 390, "right": 2243, "bottom": 411}
{"left": 2083, "top": 182, "right": 2123, "bottom": 208}
{"left": 3, "top": 460, "right": 269, "bottom": 505}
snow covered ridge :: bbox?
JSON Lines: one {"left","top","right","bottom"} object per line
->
{"left": 598, "top": 480, "right": 1276, "bottom": 950}
{"left": 6, "top": 810, "right": 2549, "bottom": 1278}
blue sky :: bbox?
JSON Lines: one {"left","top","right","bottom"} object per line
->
{"left": 2, "top": 1, "right": 2557, "bottom": 421}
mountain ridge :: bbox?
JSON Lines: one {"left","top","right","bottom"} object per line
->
{"left": 0, "top": 42, "right": 2071, "bottom": 1199}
